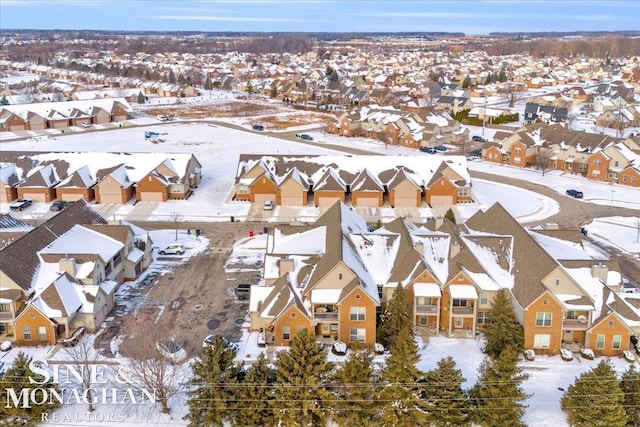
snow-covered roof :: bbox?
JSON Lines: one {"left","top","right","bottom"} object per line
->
{"left": 39, "top": 224, "right": 123, "bottom": 264}
{"left": 311, "top": 289, "right": 341, "bottom": 304}
{"left": 414, "top": 282, "right": 441, "bottom": 297}
{"left": 449, "top": 284, "right": 478, "bottom": 299}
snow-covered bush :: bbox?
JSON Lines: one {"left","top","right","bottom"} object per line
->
{"left": 332, "top": 341, "right": 347, "bottom": 355}
{"left": 524, "top": 349, "right": 535, "bottom": 361}
{"left": 580, "top": 348, "right": 595, "bottom": 360}
{"left": 623, "top": 350, "right": 635, "bottom": 363}
{"left": 374, "top": 342, "right": 385, "bottom": 355}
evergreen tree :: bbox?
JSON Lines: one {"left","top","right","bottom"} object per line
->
{"left": 185, "top": 336, "right": 239, "bottom": 426}
{"left": 462, "top": 75, "right": 471, "bottom": 88}
{"left": 422, "top": 356, "right": 470, "bottom": 426}
{"left": 204, "top": 75, "right": 212, "bottom": 90}
{"left": 331, "top": 347, "right": 378, "bottom": 426}
{"left": 621, "top": 364, "right": 640, "bottom": 427}
{"left": 498, "top": 69, "right": 508, "bottom": 82}
{"left": 483, "top": 289, "right": 524, "bottom": 359}
{"left": 561, "top": 359, "right": 627, "bottom": 427}
{"left": 270, "top": 85, "right": 278, "bottom": 98}
{"left": 246, "top": 82, "right": 254, "bottom": 94}
{"left": 378, "top": 282, "right": 410, "bottom": 349}
{"left": 233, "top": 353, "right": 277, "bottom": 427}
{"left": 137, "top": 91, "right": 145, "bottom": 104}
{"left": 444, "top": 208, "right": 456, "bottom": 224}
{"left": 0, "top": 94, "right": 9, "bottom": 105}
{"left": 273, "top": 328, "right": 333, "bottom": 427}
{"left": 470, "top": 346, "right": 529, "bottom": 427}
{"left": 0, "top": 352, "right": 60, "bottom": 422}
{"left": 378, "top": 325, "right": 424, "bottom": 426}
{"left": 168, "top": 69, "right": 176, "bottom": 84}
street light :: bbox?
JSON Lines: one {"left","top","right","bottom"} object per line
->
{"left": 610, "top": 189, "right": 616, "bottom": 211}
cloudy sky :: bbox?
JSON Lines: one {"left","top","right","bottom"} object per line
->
{"left": 1, "top": 0, "right": 638, "bottom": 34}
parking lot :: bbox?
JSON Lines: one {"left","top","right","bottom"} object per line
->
{"left": 96, "top": 221, "right": 264, "bottom": 358}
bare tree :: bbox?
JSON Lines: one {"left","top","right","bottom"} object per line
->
{"left": 502, "top": 82, "right": 527, "bottom": 108}
{"left": 24, "top": 84, "right": 41, "bottom": 103}
{"left": 119, "top": 318, "right": 187, "bottom": 414}
{"left": 64, "top": 336, "right": 104, "bottom": 413}
{"left": 635, "top": 217, "right": 640, "bottom": 244}
{"left": 168, "top": 211, "right": 183, "bottom": 241}
{"left": 536, "top": 144, "right": 554, "bottom": 177}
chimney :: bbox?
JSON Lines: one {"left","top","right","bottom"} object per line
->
{"left": 450, "top": 238, "right": 460, "bottom": 258}
{"left": 434, "top": 215, "right": 444, "bottom": 229}
{"left": 59, "top": 256, "right": 76, "bottom": 277}
{"left": 591, "top": 264, "right": 609, "bottom": 282}
{"left": 279, "top": 258, "right": 294, "bottom": 277}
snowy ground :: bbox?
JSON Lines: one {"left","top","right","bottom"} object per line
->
{"left": 585, "top": 216, "right": 640, "bottom": 257}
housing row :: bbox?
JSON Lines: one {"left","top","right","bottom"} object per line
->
{"left": 0, "top": 201, "right": 152, "bottom": 346}
{"left": 233, "top": 154, "right": 472, "bottom": 208}
{"left": 249, "top": 201, "right": 640, "bottom": 357}
{"left": 0, "top": 151, "right": 202, "bottom": 204}
{"left": 481, "top": 122, "right": 640, "bottom": 187}
{"left": 0, "top": 99, "right": 132, "bottom": 132}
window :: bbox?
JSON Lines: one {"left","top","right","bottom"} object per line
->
{"left": 38, "top": 326, "right": 46, "bottom": 341}
{"left": 454, "top": 317, "right": 463, "bottom": 328}
{"left": 555, "top": 278, "right": 560, "bottom": 286}
{"left": 458, "top": 187, "right": 469, "bottom": 196}
{"left": 477, "top": 311, "right": 487, "bottom": 325}
{"left": 113, "top": 253, "right": 122, "bottom": 267}
{"left": 170, "top": 184, "right": 181, "bottom": 193}
{"left": 632, "top": 176, "right": 637, "bottom": 183}
{"left": 236, "top": 185, "right": 249, "bottom": 195}
{"left": 514, "top": 158, "right": 521, "bottom": 165}
{"left": 623, "top": 175, "right": 628, "bottom": 182}
{"left": 533, "top": 334, "right": 550, "bottom": 349}
{"left": 350, "top": 328, "right": 365, "bottom": 342}
{"left": 350, "top": 307, "right": 365, "bottom": 321}
{"left": 378, "top": 285, "right": 383, "bottom": 299}
{"left": 536, "top": 312, "right": 552, "bottom": 327}
{"left": 614, "top": 161, "right": 619, "bottom": 167}
{"left": 105, "top": 263, "right": 112, "bottom": 276}
{"left": 23, "top": 327, "right": 31, "bottom": 341}
{"left": 593, "top": 159, "right": 602, "bottom": 166}
{"left": 282, "top": 326, "right": 290, "bottom": 341}
{"left": 419, "top": 315, "right": 427, "bottom": 326}
{"left": 338, "top": 273, "right": 343, "bottom": 280}
{"left": 514, "top": 147, "right": 521, "bottom": 154}
{"left": 0, "top": 303, "right": 9, "bottom": 312}
{"left": 453, "top": 299, "right": 467, "bottom": 307}
{"left": 416, "top": 296, "right": 428, "bottom": 305}
{"left": 480, "top": 292, "right": 488, "bottom": 306}
{"left": 612, "top": 335, "right": 621, "bottom": 350}
{"left": 596, "top": 334, "right": 605, "bottom": 349}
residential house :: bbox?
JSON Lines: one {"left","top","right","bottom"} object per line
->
{"left": 0, "top": 163, "right": 19, "bottom": 203}
{"left": 94, "top": 164, "right": 134, "bottom": 204}
{"left": 54, "top": 165, "right": 97, "bottom": 202}
{"left": 16, "top": 163, "right": 60, "bottom": 202}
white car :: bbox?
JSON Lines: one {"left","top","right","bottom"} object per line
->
{"left": 157, "top": 115, "right": 168, "bottom": 121}
{"left": 80, "top": 122, "right": 91, "bottom": 128}
{"left": 158, "top": 243, "right": 185, "bottom": 255}
{"left": 263, "top": 200, "right": 274, "bottom": 210}
{"left": 0, "top": 340, "right": 12, "bottom": 352}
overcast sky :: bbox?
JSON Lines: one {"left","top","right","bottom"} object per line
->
{"left": 1, "top": 0, "right": 639, "bottom": 34}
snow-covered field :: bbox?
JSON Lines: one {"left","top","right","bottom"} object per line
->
{"left": 585, "top": 216, "right": 640, "bottom": 256}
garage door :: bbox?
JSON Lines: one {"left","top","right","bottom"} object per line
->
{"left": 354, "top": 196, "right": 379, "bottom": 207}
{"left": 317, "top": 197, "right": 342, "bottom": 207}
{"left": 10, "top": 124, "right": 26, "bottom": 131}
{"left": 280, "top": 196, "right": 304, "bottom": 206}
{"left": 254, "top": 194, "right": 275, "bottom": 204}
{"left": 98, "top": 193, "right": 123, "bottom": 204}
{"left": 430, "top": 195, "right": 454, "bottom": 206}
{"left": 393, "top": 197, "right": 417, "bottom": 208}
{"left": 60, "top": 194, "right": 83, "bottom": 202}
{"left": 139, "top": 192, "right": 164, "bottom": 202}
{"left": 22, "top": 192, "right": 47, "bottom": 202}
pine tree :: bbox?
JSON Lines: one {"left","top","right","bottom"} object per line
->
{"left": 462, "top": 75, "right": 471, "bottom": 88}
{"left": 470, "top": 346, "right": 529, "bottom": 427}
{"left": 378, "top": 325, "right": 424, "bottom": 426}
{"left": 331, "top": 347, "right": 378, "bottom": 426}
{"left": 233, "top": 352, "right": 277, "bottom": 427}
{"left": 483, "top": 289, "right": 524, "bottom": 359}
{"left": 422, "top": 356, "right": 470, "bottom": 426}
{"left": 270, "top": 85, "right": 278, "bottom": 98}
{"left": 273, "top": 328, "right": 333, "bottom": 427}
{"left": 498, "top": 69, "right": 508, "bottom": 82}
{"left": 185, "top": 336, "right": 239, "bottom": 426}
{"left": 168, "top": 69, "right": 176, "bottom": 84}
{"left": 0, "top": 352, "right": 60, "bottom": 422}
{"left": 379, "top": 282, "right": 410, "bottom": 349}
{"left": 621, "top": 364, "right": 640, "bottom": 427}
{"left": 137, "top": 91, "right": 145, "bottom": 104}
{"left": 204, "top": 75, "right": 212, "bottom": 90}
{"left": 561, "top": 359, "right": 627, "bottom": 427}
{"left": 444, "top": 208, "right": 456, "bottom": 224}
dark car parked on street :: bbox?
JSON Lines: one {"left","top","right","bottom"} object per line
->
{"left": 566, "top": 189, "right": 584, "bottom": 199}
{"left": 419, "top": 146, "right": 437, "bottom": 154}
{"left": 472, "top": 135, "right": 486, "bottom": 142}
{"left": 252, "top": 124, "right": 265, "bottom": 131}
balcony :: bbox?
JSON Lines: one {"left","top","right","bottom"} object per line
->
{"left": 416, "top": 304, "right": 438, "bottom": 314}
{"left": 451, "top": 306, "right": 474, "bottom": 315}
{"left": 563, "top": 317, "right": 588, "bottom": 330}
{"left": 0, "top": 312, "right": 14, "bottom": 322}
{"left": 314, "top": 312, "right": 338, "bottom": 321}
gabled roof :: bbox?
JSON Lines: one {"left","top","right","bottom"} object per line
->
{"left": 277, "top": 167, "right": 309, "bottom": 190}
{"left": 21, "top": 163, "right": 59, "bottom": 188}
{"left": 387, "top": 167, "right": 422, "bottom": 190}
{"left": 32, "top": 272, "right": 82, "bottom": 318}
{"left": 0, "top": 163, "right": 20, "bottom": 186}
{"left": 55, "top": 165, "right": 96, "bottom": 189}
{"left": 313, "top": 168, "right": 347, "bottom": 192}
{"left": 0, "top": 201, "right": 107, "bottom": 292}
{"left": 350, "top": 168, "right": 384, "bottom": 192}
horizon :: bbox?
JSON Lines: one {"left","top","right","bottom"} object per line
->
{"left": 1, "top": 0, "right": 639, "bottom": 35}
